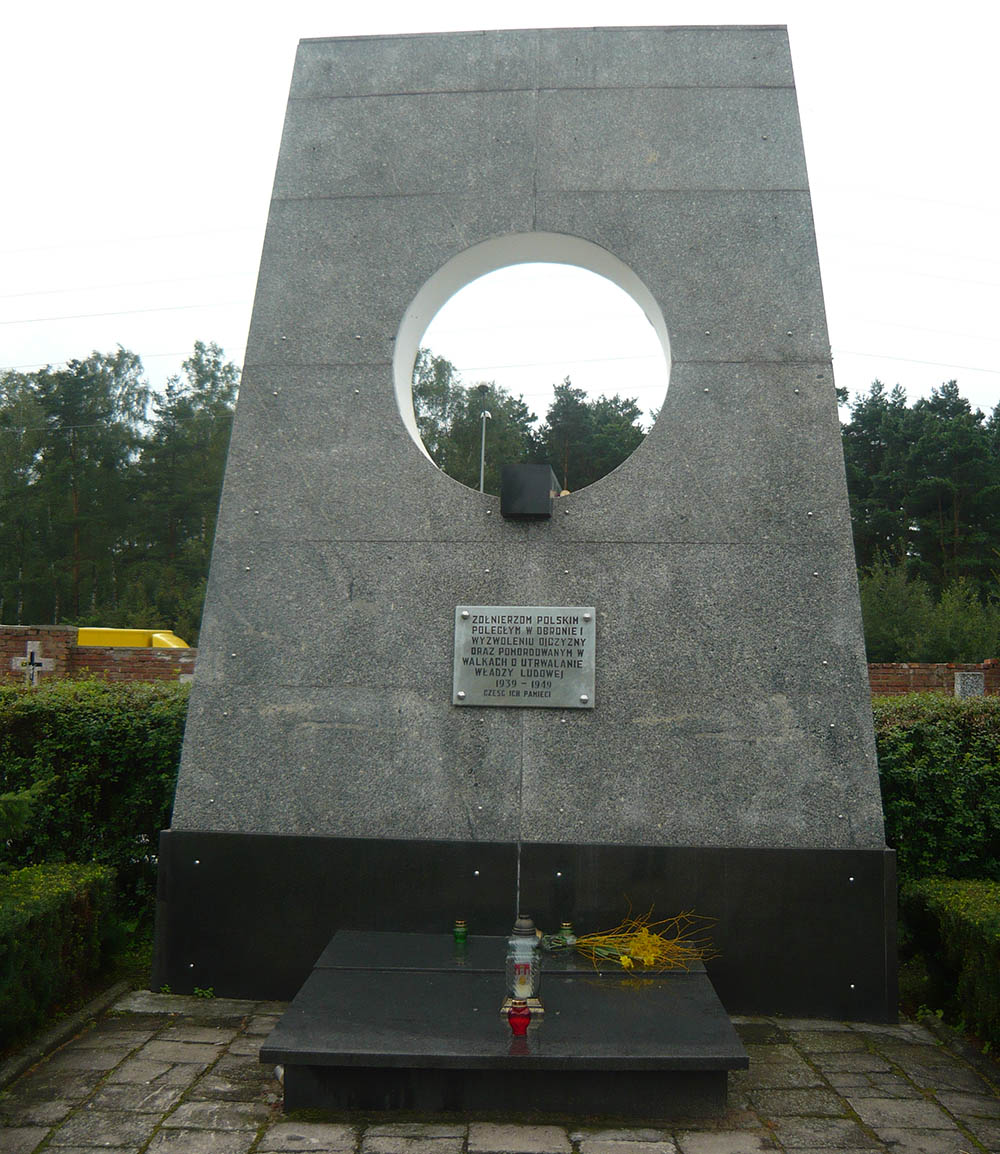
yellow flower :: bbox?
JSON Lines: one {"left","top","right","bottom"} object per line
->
{"left": 630, "top": 928, "right": 659, "bottom": 967}
{"left": 619, "top": 955, "right": 633, "bottom": 969}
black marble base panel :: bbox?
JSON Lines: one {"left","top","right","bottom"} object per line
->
{"left": 153, "top": 831, "right": 897, "bottom": 1021}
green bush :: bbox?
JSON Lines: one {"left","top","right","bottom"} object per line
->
{"left": 0, "top": 862, "right": 115, "bottom": 1043}
{"left": 900, "top": 878, "right": 1000, "bottom": 1046}
{"left": 0, "top": 679, "right": 188, "bottom": 921}
{"left": 875, "top": 694, "right": 1000, "bottom": 883}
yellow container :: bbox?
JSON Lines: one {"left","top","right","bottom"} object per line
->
{"left": 76, "top": 628, "right": 189, "bottom": 649}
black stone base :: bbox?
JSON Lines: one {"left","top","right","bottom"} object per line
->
{"left": 153, "top": 831, "right": 897, "bottom": 1021}
{"left": 261, "top": 931, "right": 747, "bottom": 1116}
{"left": 283, "top": 1062, "right": 728, "bottom": 1116}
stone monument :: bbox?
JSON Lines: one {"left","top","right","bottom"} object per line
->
{"left": 154, "top": 25, "right": 896, "bottom": 1022}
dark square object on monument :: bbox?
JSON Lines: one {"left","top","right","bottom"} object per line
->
{"left": 501, "top": 464, "right": 559, "bottom": 519}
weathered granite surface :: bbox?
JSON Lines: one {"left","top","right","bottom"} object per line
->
{"left": 171, "top": 27, "right": 885, "bottom": 851}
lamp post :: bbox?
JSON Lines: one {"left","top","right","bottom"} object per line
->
{"left": 478, "top": 384, "right": 492, "bottom": 493}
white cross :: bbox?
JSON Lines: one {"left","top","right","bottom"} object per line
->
{"left": 11, "top": 642, "right": 55, "bottom": 686}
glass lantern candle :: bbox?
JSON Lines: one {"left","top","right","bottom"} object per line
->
{"left": 507, "top": 998, "right": 531, "bottom": 1036}
{"left": 505, "top": 914, "right": 540, "bottom": 1000}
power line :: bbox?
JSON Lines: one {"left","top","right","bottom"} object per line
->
{"left": 830, "top": 264, "right": 1000, "bottom": 291}
{"left": 835, "top": 317, "right": 1000, "bottom": 344}
{"left": 833, "top": 349, "right": 1000, "bottom": 376}
{"left": 0, "top": 223, "right": 261, "bottom": 258}
{"left": 819, "top": 231, "right": 1000, "bottom": 271}
{"left": 0, "top": 272, "right": 256, "bottom": 302}
{"left": 448, "top": 352, "right": 666, "bottom": 373}
{"left": 1, "top": 300, "right": 246, "bottom": 326}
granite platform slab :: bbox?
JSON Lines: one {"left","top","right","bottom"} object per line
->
{"left": 261, "top": 932, "right": 747, "bottom": 1115}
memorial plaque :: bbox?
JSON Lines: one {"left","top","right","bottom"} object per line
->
{"left": 453, "top": 606, "right": 596, "bottom": 709}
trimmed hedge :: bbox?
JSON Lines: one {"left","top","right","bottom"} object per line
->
{"left": 0, "top": 679, "right": 188, "bottom": 921}
{"left": 875, "top": 694, "right": 1000, "bottom": 882}
{"left": 2, "top": 683, "right": 997, "bottom": 927}
{"left": 901, "top": 878, "right": 1000, "bottom": 1046}
{"left": 0, "top": 862, "right": 115, "bottom": 1042}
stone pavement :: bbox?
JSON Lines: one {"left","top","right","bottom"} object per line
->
{"left": 2, "top": 991, "right": 999, "bottom": 1154}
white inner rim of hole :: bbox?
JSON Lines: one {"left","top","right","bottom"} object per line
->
{"left": 394, "top": 233, "right": 672, "bottom": 466}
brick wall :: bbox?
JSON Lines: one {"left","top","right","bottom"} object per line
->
{"left": 2, "top": 625, "right": 195, "bottom": 684}
{"left": 2, "top": 625, "right": 996, "bottom": 694}
{"left": 867, "top": 660, "right": 1000, "bottom": 696}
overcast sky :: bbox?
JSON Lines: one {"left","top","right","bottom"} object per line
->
{"left": 3, "top": 0, "right": 997, "bottom": 425}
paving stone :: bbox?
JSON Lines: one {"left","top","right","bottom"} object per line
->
{"left": 697, "top": 1109, "right": 763, "bottom": 1132}
{"left": 734, "top": 1022, "right": 790, "bottom": 1046}
{"left": 104, "top": 1010, "right": 168, "bottom": 1028}
{"left": 933, "top": 1090, "right": 1000, "bottom": 1118}
{"left": 255, "top": 1002, "right": 290, "bottom": 1016}
{"left": 162, "top": 1099, "right": 270, "bottom": 1129}
{"left": 188, "top": 1055, "right": 282, "bottom": 1101}
{"left": 158, "top": 1024, "right": 241, "bottom": 1044}
{"left": 962, "top": 1118, "right": 1000, "bottom": 1147}
{"left": 807, "top": 1053, "right": 891, "bottom": 1073}
{"left": 147, "top": 1130, "right": 257, "bottom": 1154}
{"left": 245, "top": 1014, "right": 282, "bottom": 1035}
{"left": 822, "top": 1073, "right": 871, "bottom": 1091}
{"left": 0, "top": 1097, "right": 74, "bottom": 1125}
{"left": 734, "top": 1045, "right": 824, "bottom": 1089}
{"left": 361, "top": 1137, "right": 465, "bottom": 1154}
{"left": 177, "top": 1003, "right": 257, "bottom": 1022}
{"left": 851, "top": 1021, "right": 933, "bottom": 1042}
{"left": 791, "top": 1032, "right": 868, "bottom": 1054}
{"left": 140, "top": 1040, "right": 224, "bottom": 1064}
{"left": 71, "top": 1027, "right": 156, "bottom": 1050}
{"left": 725, "top": 1086, "right": 754, "bottom": 1112}
{"left": 258, "top": 1122, "right": 358, "bottom": 1150}
{"left": 569, "top": 1131, "right": 673, "bottom": 1143}
{"left": 87, "top": 1082, "right": 186, "bottom": 1111}
{"left": 674, "top": 1134, "right": 775, "bottom": 1153}
{"left": 49, "top": 1108, "right": 160, "bottom": 1147}
{"left": 869, "top": 1129, "right": 968, "bottom": 1154}
{"left": 366, "top": 1125, "right": 465, "bottom": 1137}
{"left": 7, "top": 1072, "right": 103, "bottom": 1102}
{"left": 114, "top": 991, "right": 196, "bottom": 1013}
{"left": 575, "top": 1139, "right": 677, "bottom": 1154}
{"left": 104, "top": 1057, "right": 200, "bottom": 1086}
{"left": 38, "top": 1148, "right": 142, "bottom": 1154}
{"left": 776, "top": 1019, "right": 854, "bottom": 1032}
{"left": 866, "top": 1043, "right": 946, "bottom": 1065}
{"left": 0, "top": 1126, "right": 48, "bottom": 1154}
{"left": 42, "top": 1047, "right": 126, "bottom": 1072}
{"left": 769, "top": 1117, "right": 882, "bottom": 1148}
{"left": 834, "top": 1073, "right": 922, "bottom": 1099}
{"left": 225, "top": 1036, "right": 263, "bottom": 1057}
{"left": 847, "top": 1096, "right": 956, "bottom": 1129}
{"left": 114, "top": 991, "right": 257, "bottom": 1018}
{"left": 906, "top": 1063, "right": 992, "bottom": 1092}
{"left": 746, "top": 1087, "right": 847, "bottom": 1116}
{"left": 467, "top": 1123, "right": 571, "bottom": 1153}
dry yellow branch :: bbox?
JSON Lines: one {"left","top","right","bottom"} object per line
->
{"left": 570, "top": 907, "right": 718, "bottom": 972}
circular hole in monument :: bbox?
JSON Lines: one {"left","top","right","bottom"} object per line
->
{"left": 409, "top": 263, "right": 669, "bottom": 496}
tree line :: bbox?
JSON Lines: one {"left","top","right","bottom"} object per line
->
{"left": 2, "top": 344, "right": 999, "bottom": 661}
{"left": 412, "top": 348, "right": 649, "bottom": 494}
{"left": 0, "top": 343, "right": 238, "bottom": 643}
{"left": 843, "top": 380, "right": 1000, "bottom": 661}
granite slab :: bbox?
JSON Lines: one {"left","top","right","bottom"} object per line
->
{"left": 261, "top": 932, "right": 746, "bottom": 1113}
